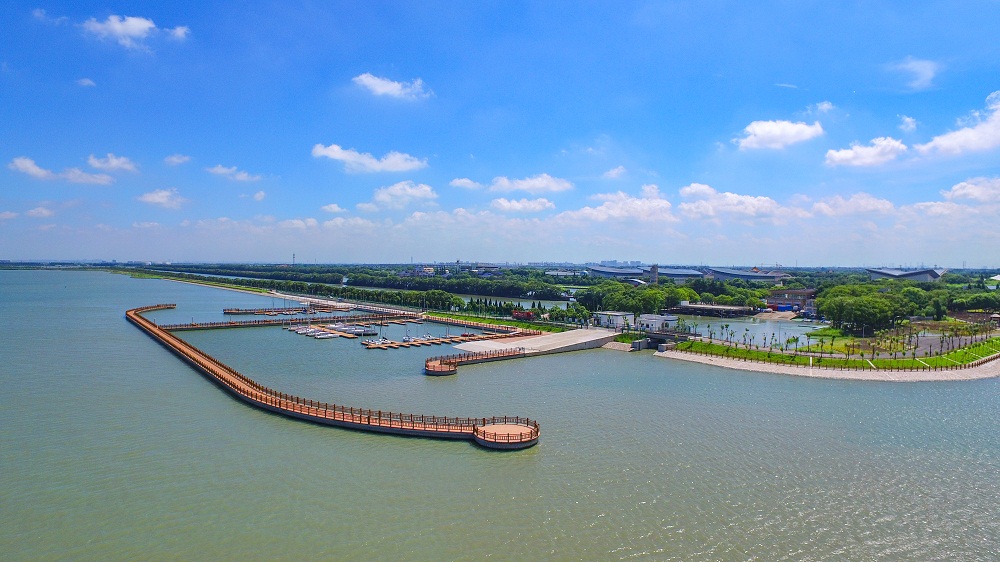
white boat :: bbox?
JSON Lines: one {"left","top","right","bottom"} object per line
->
{"left": 315, "top": 333, "right": 336, "bottom": 339}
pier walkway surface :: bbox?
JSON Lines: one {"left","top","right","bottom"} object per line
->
{"left": 127, "top": 304, "right": 538, "bottom": 449}
{"left": 423, "top": 329, "right": 618, "bottom": 376}
{"left": 158, "top": 312, "right": 416, "bottom": 331}
{"left": 455, "top": 328, "right": 618, "bottom": 354}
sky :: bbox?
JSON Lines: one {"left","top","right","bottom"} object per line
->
{"left": 2, "top": 2, "right": 1000, "bottom": 267}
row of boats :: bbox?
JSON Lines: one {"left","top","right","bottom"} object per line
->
{"left": 364, "top": 332, "right": 477, "bottom": 346}
{"left": 287, "top": 322, "right": 481, "bottom": 345}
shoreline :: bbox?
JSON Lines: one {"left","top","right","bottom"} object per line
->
{"left": 654, "top": 349, "right": 1000, "bottom": 382}
{"left": 153, "top": 275, "right": 1000, "bottom": 383}
{"left": 156, "top": 277, "right": 275, "bottom": 297}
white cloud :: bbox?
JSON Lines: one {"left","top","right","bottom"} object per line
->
{"left": 555, "top": 184, "right": 675, "bottom": 223}
{"left": 8, "top": 157, "right": 55, "bottom": 179}
{"left": 33, "top": 9, "right": 67, "bottom": 25}
{"left": 491, "top": 198, "right": 556, "bottom": 213}
{"left": 899, "top": 115, "right": 917, "bottom": 132}
{"left": 813, "top": 101, "right": 835, "bottom": 113}
{"left": 207, "top": 165, "right": 235, "bottom": 175}
{"left": 356, "top": 203, "right": 378, "bottom": 212}
{"left": 321, "top": 203, "right": 346, "bottom": 213}
{"left": 489, "top": 173, "right": 573, "bottom": 194}
{"left": 774, "top": 83, "right": 798, "bottom": 89}
{"left": 312, "top": 143, "right": 428, "bottom": 173}
{"left": 80, "top": 14, "right": 189, "bottom": 50}
{"left": 825, "top": 137, "right": 908, "bottom": 167}
{"left": 252, "top": 191, "right": 266, "bottom": 201}
{"left": 322, "top": 216, "right": 379, "bottom": 230}
{"left": 278, "top": 218, "right": 319, "bottom": 229}
{"left": 132, "top": 221, "right": 160, "bottom": 229}
{"left": 812, "top": 193, "right": 894, "bottom": 216}
{"left": 891, "top": 57, "right": 940, "bottom": 90}
{"left": 61, "top": 168, "right": 114, "bottom": 184}
{"left": 26, "top": 206, "right": 54, "bottom": 218}
{"left": 908, "top": 201, "right": 970, "bottom": 217}
{"left": 915, "top": 91, "right": 1000, "bottom": 155}
{"left": 678, "top": 183, "right": 802, "bottom": 220}
{"left": 8, "top": 157, "right": 112, "bottom": 184}
{"left": 941, "top": 177, "right": 1000, "bottom": 202}
{"left": 77, "top": 78, "right": 96, "bottom": 87}
{"left": 168, "top": 26, "right": 190, "bottom": 40}
{"left": 450, "top": 178, "right": 483, "bottom": 189}
{"left": 88, "top": 153, "right": 138, "bottom": 172}
{"left": 206, "top": 164, "right": 261, "bottom": 181}
{"left": 368, "top": 181, "right": 437, "bottom": 209}
{"left": 164, "top": 154, "right": 191, "bottom": 165}
{"left": 352, "top": 73, "right": 432, "bottom": 100}
{"left": 0, "top": 211, "right": 18, "bottom": 220}
{"left": 138, "top": 188, "right": 186, "bottom": 209}
{"left": 82, "top": 15, "right": 157, "bottom": 50}
{"left": 736, "top": 120, "right": 824, "bottom": 149}
{"left": 602, "top": 165, "right": 627, "bottom": 179}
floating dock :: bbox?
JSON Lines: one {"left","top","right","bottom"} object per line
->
{"left": 127, "top": 304, "right": 538, "bottom": 449}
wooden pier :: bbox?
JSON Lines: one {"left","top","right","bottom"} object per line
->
{"left": 158, "top": 312, "right": 418, "bottom": 331}
{"left": 425, "top": 348, "right": 527, "bottom": 376}
{"left": 127, "top": 304, "right": 538, "bottom": 449}
{"left": 223, "top": 304, "right": 351, "bottom": 315}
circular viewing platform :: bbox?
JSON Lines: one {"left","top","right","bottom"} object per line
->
{"left": 473, "top": 422, "right": 539, "bottom": 450}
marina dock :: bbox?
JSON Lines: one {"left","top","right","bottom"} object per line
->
{"left": 128, "top": 304, "right": 538, "bottom": 449}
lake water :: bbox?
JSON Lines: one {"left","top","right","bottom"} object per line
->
{"left": 2, "top": 270, "right": 998, "bottom": 560}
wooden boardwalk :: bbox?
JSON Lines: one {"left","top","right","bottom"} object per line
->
{"left": 127, "top": 304, "right": 538, "bottom": 449}
{"left": 158, "top": 312, "right": 418, "bottom": 331}
{"left": 223, "top": 304, "right": 351, "bottom": 315}
{"left": 425, "top": 348, "right": 527, "bottom": 375}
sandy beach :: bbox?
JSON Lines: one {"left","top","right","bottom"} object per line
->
{"left": 654, "top": 350, "right": 1000, "bottom": 382}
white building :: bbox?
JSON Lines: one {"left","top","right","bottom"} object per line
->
{"left": 637, "top": 314, "right": 678, "bottom": 331}
{"left": 592, "top": 311, "right": 632, "bottom": 329}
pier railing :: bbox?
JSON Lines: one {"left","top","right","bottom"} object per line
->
{"left": 158, "top": 312, "right": 415, "bottom": 331}
{"left": 422, "top": 315, "right": 543, "bottom": 336}
{"left": 127, "top": 305, "right": 538, "bottom": 448}
{"left": 425, "top": 347, "right": 527, "bottom": 375}
{"left": 474, "top": 418, "right": 540, "bottom": 444}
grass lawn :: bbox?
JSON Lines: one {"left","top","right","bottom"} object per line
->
{"left": 423, "top": 311, "right": 567, "bottom": 333}
{"left": 674, "top": 337, "right": 1000, "bottom": 371}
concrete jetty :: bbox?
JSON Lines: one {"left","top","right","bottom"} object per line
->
{"left": 454, "top": 328, "right": 618, "bottom": 355}
{"left": 423, "top": 329, "right": 618, "bottom": 375}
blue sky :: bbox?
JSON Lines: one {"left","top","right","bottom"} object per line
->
{"left": 2, "top": 2, "right": 999, "bottom": 266}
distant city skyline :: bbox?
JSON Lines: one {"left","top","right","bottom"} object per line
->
{"left": 2, "top": 2, "right": 999, "bottom": 266}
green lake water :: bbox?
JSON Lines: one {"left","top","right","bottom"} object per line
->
{"left": 2, "top": 270, "right": 998, "bottom": 560}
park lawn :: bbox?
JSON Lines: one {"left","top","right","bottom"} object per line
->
{"left": 674, "top": 338, "right": 1000, "bottom": 371}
